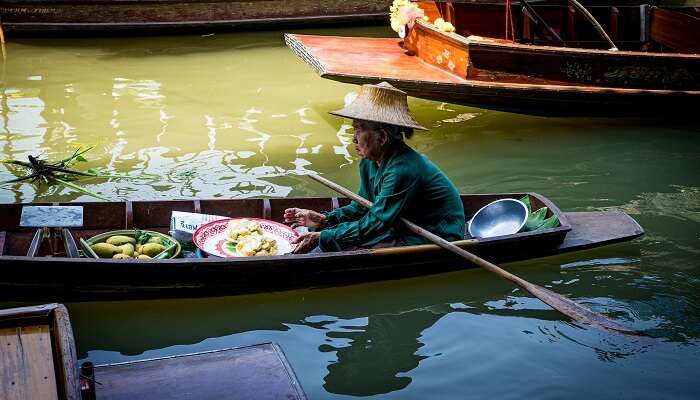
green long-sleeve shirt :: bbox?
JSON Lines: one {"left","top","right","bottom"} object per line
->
{"left": 319, "top": 143, "right": 465, "bottom": 251}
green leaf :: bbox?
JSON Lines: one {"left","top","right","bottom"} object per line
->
{"left": 522, "top": 207, "right": 548, "bottom": 232}
{"left": 134, "top": 230, "right": 153, "bottom": 245}
{"left": 75, "top": 155, "right": 88, "bottom": 162}
{"left": 53, "top": 177, "right": 111, "bottom": 201}
{"left": 538, "top": 214, "right": 560, "bottom": 229}
{"left": 57, "top": 145, "right": 95, "bottom": 165}
{"left": 519, "top": 195, "right": 532, "bottom": 212}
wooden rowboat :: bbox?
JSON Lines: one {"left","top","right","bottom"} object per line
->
{"left": 0, "top": 0, "right": 390, "bottom": 34}
{"left": 0, "top": 303, "right": 307, "bottom": 399}
{"left": 285, "top": 1, "right": 700, "bottom": 115}
{"left": 0, "top": 193, "right": 643, "bottom": 300}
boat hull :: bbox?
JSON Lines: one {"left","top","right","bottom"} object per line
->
{"left": 285, "top": 32, "right": 700, "bottom": 116}
{"left": 0, "top": 0, "right": 389, "bottom": 34}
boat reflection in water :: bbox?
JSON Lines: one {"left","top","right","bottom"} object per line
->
{"left": 66, "top": 246, "right": 660, "bottom": 397}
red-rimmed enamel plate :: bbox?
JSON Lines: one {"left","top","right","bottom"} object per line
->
{"left": 193, "top": 218, "right": 299, "bottom": 258}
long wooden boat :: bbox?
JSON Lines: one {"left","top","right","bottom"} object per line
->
{"left": 0, "top": 303, "right": 307, "bottom": 400}
{"left": 0, "top": 193, "right": 643, "bottom": 300}
{"left": 0, "top": 0, "right": 390, "bottom": 35}
{"left": 286, "top": 0, "right": 700, "bottom": 115}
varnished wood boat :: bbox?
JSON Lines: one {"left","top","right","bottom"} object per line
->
{"left": 0, "top": 303, "right": 307, "bottom": 400}
{"left": 0, "top": 193, "right": 643, "bottom": 300}
{"left": 285, "top": 0, "right": 700, "bottom": 115}
{"left": 0, "top": 0, "right": 390, "bottom": 35}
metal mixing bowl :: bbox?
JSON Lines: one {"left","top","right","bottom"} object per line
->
{"left": 468, "top": 199, "right": 529, "bottom": 238}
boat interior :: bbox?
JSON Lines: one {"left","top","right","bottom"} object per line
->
{"left": 417, "top": 1, "right": 700, "bottom": 53}
{"left": 0, "top": 193, "right": 564, "bottom": 259}
{"left": 386, "top": 1, "right": 700, "bottom": 91}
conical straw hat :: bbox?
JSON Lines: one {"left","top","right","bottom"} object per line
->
{"left": 330, "top": 82, "right": 427, "bottom": 130}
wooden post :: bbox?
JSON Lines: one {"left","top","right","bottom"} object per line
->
{"left": 609, "top": 7, "right": 619, "bottom": 42}
{"left": 446, "top": 1, "right": 455, "bottom": 26}
{"left": 567, "top": 6, "right": 576, "bottom": 41}
{"left": 522, "top": 8, "right": 532, "bottom": 42}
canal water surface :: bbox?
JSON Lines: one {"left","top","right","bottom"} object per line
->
{"left": 1, "top": 26, "right": 699, "bottom": 399}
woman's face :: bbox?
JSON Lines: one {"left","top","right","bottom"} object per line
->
{"left": 352, "top": 120, "right": 386, "bottom": 162}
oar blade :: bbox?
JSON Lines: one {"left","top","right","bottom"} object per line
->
{"left": 522, "top": 281, "right": 640, "bottom": 335}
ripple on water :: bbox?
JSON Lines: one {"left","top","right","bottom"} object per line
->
{"left": 610, "top": 185, "right": 700, "bottom": 223}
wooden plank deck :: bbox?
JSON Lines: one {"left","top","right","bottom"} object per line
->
{"left": 286, "top": 34, "right": 465, "bottom": 83}
{"left": 0, "top": 325, "right": 59, "bottom": 400}
{"left": 551, "top": 211, "right": 643, "bottom": 255}
{"left": 0, "top": 304, "right": 79, "bottom": 400}
{"left": 95, "top": 343, "right": 306, "bottom": 400}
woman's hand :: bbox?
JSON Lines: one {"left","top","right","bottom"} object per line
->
{"left": 284, "top": 208, "right": 327, "bottom": 229}
{"left": 292, "top": 232, "right": 320, "bottom": 254}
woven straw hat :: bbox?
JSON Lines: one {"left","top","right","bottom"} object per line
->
{"left": 330, "top": 82, "right": 427, "bottom": 130}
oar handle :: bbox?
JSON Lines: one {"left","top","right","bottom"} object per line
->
{"left": 308, "top": 173, "right": 639, "bottom": 335}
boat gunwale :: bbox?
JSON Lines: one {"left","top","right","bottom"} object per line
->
{"left": 2, "top": 13, "right": 389, "bottom": 32}
{"left": 323, "top": 70, "right": 700, "bottom": 96}
{"left": 411, "top": 18, "right": 700, "bottom": 61}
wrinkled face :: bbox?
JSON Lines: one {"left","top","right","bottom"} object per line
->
{"left": 352, "top": 120, "right": 386, "bottom": 162}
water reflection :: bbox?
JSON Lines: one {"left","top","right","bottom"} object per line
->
{"left": 321, "top": 311, "right": 434, "bottom": 395}
{"left": 0, "top": 79, "right": 359, "bottom": 201}
{"left": 59, "top": 248, "right": 680, "bottom": 393}
{"left": 0, "top": 36, "right": 378, "bottom": 202}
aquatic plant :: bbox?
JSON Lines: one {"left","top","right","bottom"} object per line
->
{"left": 1, "top": 146, "right": 143, "bottom": 201}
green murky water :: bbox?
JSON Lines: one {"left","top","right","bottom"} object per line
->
{"left": 1, "top": 26, "right": 699, "bottom": 399}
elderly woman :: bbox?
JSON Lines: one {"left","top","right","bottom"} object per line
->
{"left": 285, "top": 82, "right": 465, "bottom": 253}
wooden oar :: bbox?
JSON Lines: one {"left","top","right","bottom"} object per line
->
{"left": 568, "top": 0, "right": 618, "bottom": 51}
{"left": 309, "top": 173, "right": 639, "bottom": 335}
{"left": 0, "top": 20, "right": 6, "bottom": 61}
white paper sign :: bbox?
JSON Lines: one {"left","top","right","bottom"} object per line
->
{"left": 170, "top": 211, "right": 227, "bottom": 243}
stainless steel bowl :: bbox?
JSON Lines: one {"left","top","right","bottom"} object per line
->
{"left": 468, "top": 199, "right": 528, "bottom": 238}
